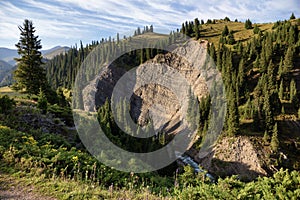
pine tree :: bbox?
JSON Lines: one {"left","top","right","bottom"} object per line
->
{"left": 116, "top": 33, "right": 120, "bottom": 44}
{"left": 263, "top": 92, "right": 274, "bottom": 133}
{"left": 224, "top": 16, "right": 230, "bottom": 22}
{"left": 278, "top": 57, "right": 284, "bottom": 78}
{"left": 149, "top": 25, "right": 154, "bottom": 32}
{"left": 283, "top": 47, "right": 294, "bottom": 72}
{"left": 279, "top": 79, "right": 284, "bottom": 101}
{"left": 290, "top": 13, "right": 296, "bottom": 20}
{"left": 37, "top": 88, "right": 48, "bottom": 114}
{"left": 263, "top": 130, "right": 270, "bottom": 144}
{"left": 288, "top": 26, "right": 296, "bottom": 44}
{"left": 13, "top": 19, "right": 48, "bottom": 95}
{"left": 222, "top": 25, "right": 229, "bottom": 36}
{"left": 245, "top": 19, "right": 253, "bottom": 29}
{"left": 253, "top": 25, "right": 260, "bottom": 34}
{"left": 237, "top": 58, "right": 245, "bottom": 97}
{"left": 194, "top": 18, "right": 200, "bottom": 40}
{"left": 271, "top": 123, "right": 279, "bottom": 153}
{"left": 227, "top": 31, "right": 236, "bottom": 45}
{"left": 290, "top": 79, "right": 297, "bottom": 101}
{"left": 181, "top": 23, "right": 186, "bottom": 34}
{"left": 227, "top": 87, "right": 239, "bottom": 136}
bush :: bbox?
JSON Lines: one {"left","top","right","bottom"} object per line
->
{"left": 253, "top": 25, "right": 260, "bottom": 34}
{"left": 37, "top": 89, "right": 48, "bottom": 113}
{"left": 0, "top": 95, "right": 15, "bottom": 114}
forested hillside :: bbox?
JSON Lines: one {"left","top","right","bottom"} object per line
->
{"left": 1, "top": 16, "right": 300, "bottom": 199}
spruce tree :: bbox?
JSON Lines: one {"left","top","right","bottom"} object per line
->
{"left": 290, "top": 13, "right": 296, "bottom": 20}
{"left": 290, "top": 79, "right": 297, "bottom": 101}
{"left": 194, "top": 18, "right": 200, "bottom": 40}
{"left": 245, "top": 19, "right": 253, "bottom": 29}
{"left": 253, "top": 25, "right": 260, "bottom": 34}
{"left": 227, "top": 31, "right": 236, "bottom": 45}
{"left": 279, "top": 79, "right": 284, "bottom": 101}
{"left": 227, "top": 87, "right": 239, "bottom": 136}
{"left": 263, "top": 92, "right": 274, "bottom": 133}
{"left": 13, "top": 19, "right": 48, "bottom": 95}
{"left": 271, "top": 123, "right": 279, "bottom": 153}
{"left": 283, "top": 47, "right": 294, "bottom": 72}
{"left": 222, "top": 25, "right": 229, "bottom": 36}
{"left": 37, "top": 88, "right": 48, "bottom": 114}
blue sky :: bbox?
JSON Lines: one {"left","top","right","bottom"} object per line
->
{"left": 0, "top": 0, "right": 299, "bottom": 49}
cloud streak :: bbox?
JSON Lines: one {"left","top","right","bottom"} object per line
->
{"left": 0, "top": 0, "right": 299, "bottom": 49}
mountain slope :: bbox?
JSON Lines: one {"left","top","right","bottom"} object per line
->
{"left": 43, "top": 46, "right": 70, "bottom": 60}
{"left": 0, "top": 46, "right": 70, "bottom": 66}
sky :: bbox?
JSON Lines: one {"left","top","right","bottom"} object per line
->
{"left": 0, "top": 0, "right": 299, "bottom": 49}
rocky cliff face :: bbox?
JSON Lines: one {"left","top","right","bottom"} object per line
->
{"left": 195, "top": 136, "right": 269, "bottom": 180}
{"left": 83, "top": 40, "right": 209, "bottom": 134}
{"left": 82, "top": 39, "right": 269, "bottom": 180}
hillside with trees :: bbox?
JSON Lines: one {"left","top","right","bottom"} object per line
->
{"left": 1, "top": 15, "right": 300, "bottom": 199}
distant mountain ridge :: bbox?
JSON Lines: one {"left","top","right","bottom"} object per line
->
{"left": 0, "top": 46, "right": 70, "bottom": 86}
{"left": 0, "top": 46, "right": 70, "bottom": 66}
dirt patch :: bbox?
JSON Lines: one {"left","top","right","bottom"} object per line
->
{"left": 0, "top": 173, "right": 56, "bottom": 200}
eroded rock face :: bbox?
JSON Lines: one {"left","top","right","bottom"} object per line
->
{"left": 83, "top": 40, "right": 209, "bottom": 135}
{"left": 196, "top": 136, "right": 268, "bottom": 180}
{"left": 83, "top": 65, "right": 127, "bottom": 112}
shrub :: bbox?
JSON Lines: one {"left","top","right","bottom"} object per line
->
{"left": 253, "top": 25, "right": 260, "bottom": 34}
{"left": 37, "top": 89, "right": 48, "bottom": 113}
{"left": 0, "top": 95, "right": 15, "bottom": 114}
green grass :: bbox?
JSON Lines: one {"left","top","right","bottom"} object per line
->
{"left": 0, "top": 166, "right": 165, "bottom": 200}
{"left": 0, "top": 86, "right": 27, "bottom": 98}
{"left": 199, "top": 21, "right": 274, "bottom": 48}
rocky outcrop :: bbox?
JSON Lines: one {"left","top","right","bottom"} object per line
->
{"left": 83, "top": 40, "right": 210, "bottom": 135}
{"left": 196, "top": 136, "right": 268, "bottom": 180}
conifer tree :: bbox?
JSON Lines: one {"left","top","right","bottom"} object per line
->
{"left": 227, "top": 31, "right": 235, "bottom": 45}
{"left": 227, "top": 87, "right": 239, "bottom": 136}
{"left": 253, "top": 25, "right": 260, "bottom": 34}
{"left": 290, "top": 79, "right": 297, "bottom": 101}
{"left": 263, "top": 92, "right": 274, "bottom": 133}
{"left": 279, "top": 79, "right": 284, "bottom": 101}
{"left": 194, "top": 18, "right": 200, "bottom": 40}
{"left": 13, "top": 19, "right": 48, "bottom": 95}
{"left": 290, "top": 13, "right": 296, "bottom": 20}
{"left": 222, "top": 25, "right": 229, "bottom": 36}
{"left": 283, "top": 47, "right": 294, "bottom": 72}
{"left": 37, "top": 88, "right": 48, "bottom": 114}
{"left": 237, "top": 58, "right": 245, "bottom": 97}
{"left": 271, "top": 123, "right": 279, "bottom": 153}
{"left": 245, "top": 19, "right": 253, "bottom": 29}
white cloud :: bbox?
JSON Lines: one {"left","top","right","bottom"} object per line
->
{"left": 0, "top": 0, "right": 299, "bottom": 49}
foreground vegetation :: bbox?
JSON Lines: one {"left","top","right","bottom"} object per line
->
{"left": 0, "top": 96, "right": 300, "bottom": 199}
{"left": 1, "top": 15, "right": 300, "bottom": 199}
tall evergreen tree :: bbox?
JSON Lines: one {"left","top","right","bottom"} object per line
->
{"left": 245, "top": 19, "right": 253, "bottom": 29}
{"left": 222, "top": 25, "right": 229, "bottom": 36}
{"left": 194, "top": 18, "right": 200, "bottom": 40}
{"left": 263, "top": 92, "right": 274, "bottom": 134}
{"left": 279, "top": 79, "right": 284, "bottom": 101}
{"left": 13, "top": 19, "right": 48, "bottom": 95}
{"left": 290, "top": 79, "right": 297, "bottom": 101}
{"left": 271, "top": 123, "right": 279, "bottom": 153}
{"left": 290, "top": 13, "right": 296, "bottom": 20}
{"left": 283, "top": 47, "right": 294, "bottom": 72}
{"left": 227, "top": 87, "right": 239, "bottom": 136}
